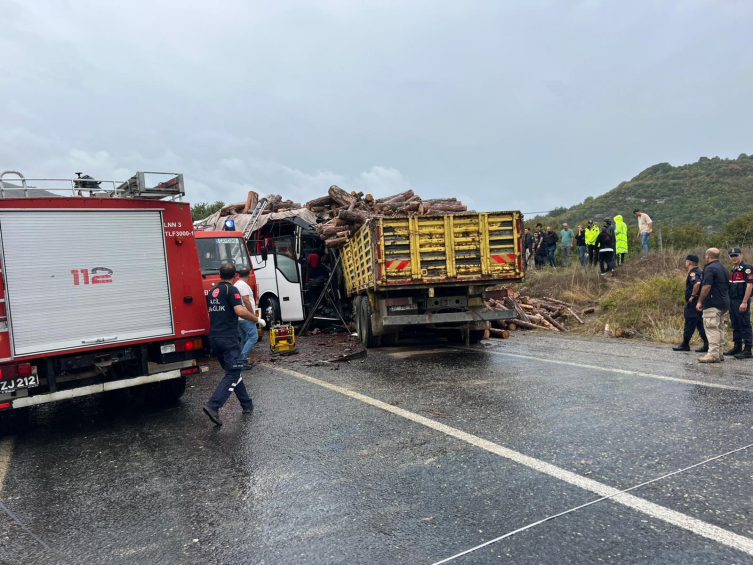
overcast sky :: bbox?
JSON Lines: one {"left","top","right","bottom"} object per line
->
{"left": 2, "top": 0, "right": 752, "bottom": 214}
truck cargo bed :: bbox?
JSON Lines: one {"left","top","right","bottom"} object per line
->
{"left": 342, "top": 212, "right": 522, "bottom": 295}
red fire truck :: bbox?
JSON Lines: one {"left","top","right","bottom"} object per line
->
{"left": 0, "top": 171, "right": 209, "bottom": 429}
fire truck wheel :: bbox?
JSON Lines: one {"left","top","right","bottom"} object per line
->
{"left": 261, "top": 296, "right": 281, "bottom": 327}
{"left": 0, "top": 407, "right": 30, "bottom": 436}
{"left": 359, "top": 297, "right": 381, "bottom": 349}
{"left": 141, "top": 376, "right": 186, "bottom": 404}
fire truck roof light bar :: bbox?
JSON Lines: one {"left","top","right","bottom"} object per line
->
{"left": 0, "top": 171, "right": 185, "bottom": 201}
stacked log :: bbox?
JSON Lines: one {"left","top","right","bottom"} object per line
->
{"left": 308, "top": 185, "right": 471, "bottom": 248}
{"left": 202, "top": 186, "right": 471, "bottom": 250}
{"left": 485, "top": 292, "right": 586, "bottom": 334}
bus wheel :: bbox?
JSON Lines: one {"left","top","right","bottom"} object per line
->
{"left": 261, "top": 296, "right": 281, "bottom": 327}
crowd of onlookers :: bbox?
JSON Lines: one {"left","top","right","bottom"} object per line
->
{"left": 523, "top": 210, "right": 653, "bottom": 275}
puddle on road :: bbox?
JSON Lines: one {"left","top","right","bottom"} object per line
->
{"left": 384, "top": 347, "right": 462, "bottom": 359}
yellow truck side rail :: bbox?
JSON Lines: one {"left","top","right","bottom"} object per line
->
{"left": 341, "top": 211, "right": 522, "bottom": 296}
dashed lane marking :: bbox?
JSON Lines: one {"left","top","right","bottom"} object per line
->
{"left": 265, "top": 364, "right": 753, "bottom": 559}
{"left": 447, "top": 345, "right": 753, "bottom": 392}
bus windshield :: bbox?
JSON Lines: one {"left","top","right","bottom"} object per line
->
{"left": 196, "top": 237, "right": 250, "bottom": 275}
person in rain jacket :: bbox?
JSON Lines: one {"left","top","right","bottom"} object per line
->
{"left": 614, "top": 214, "right": 629, "bottom": 265}
{"left": 585, "top": 221, "right": 600, "bottom": 267}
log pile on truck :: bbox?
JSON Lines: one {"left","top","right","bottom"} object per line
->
{"left": 311, "top": 185, "right": 469, "bottom": 249}
{"left": 485, "top": 291, "right": 584, "bottom": 336}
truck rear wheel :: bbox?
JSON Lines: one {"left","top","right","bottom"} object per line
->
{"left": 359, "top": 298, "right": 381, "bottom": 348}
{"left": 353, "top": 296, "right": 364, "bottom": 341}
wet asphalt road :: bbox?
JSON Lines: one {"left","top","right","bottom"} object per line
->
{"left": 1, "top": 334, "right": 753, "bottom": 564}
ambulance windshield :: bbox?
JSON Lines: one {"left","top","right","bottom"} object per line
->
{"left": 196, "top": 237, "right": 250, "bottom": 275}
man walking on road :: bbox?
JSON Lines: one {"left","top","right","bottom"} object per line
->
{"left": 696, "top": 248, "right": 730, "bottom": 363}
{"left": 614, "top": 214, "right": 628, "bottom": 265}
{"left": 672, "top": 254, "right": 708, "bottom": 353}
{"left": 575, "top": 225, "right": 587, "bottom": 267}
{"left": 634, "top": 209, "right": 652, "bottom": 256}
{"left": 235, "top": 267, "right": 265, "bottom": 369}
{"left": 559, "top": 223, "right": 575, "bottom": 267}
{"left": 585, "top": 221, "right": 600, "bottom": 267}
{"left": 203, "top": 263, "right": 264, "bottom": 426}
{"left": 724, "top": 248, "right": 753, "bottom": 359}
{"left": 544, "top": 226, "right": 559, "bottom": 267}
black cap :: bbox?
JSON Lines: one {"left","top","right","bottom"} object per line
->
{"left": 729, "top": 247, "right": 742, "bottom": 256}
{"left": 686, "top": 254, "right": 699, "bottom": 263}
{"left": 587, "top": 220, "right": 593, "bottom": 225}
{"left": 604, "top": 218, "right": 611, "bottom": 224}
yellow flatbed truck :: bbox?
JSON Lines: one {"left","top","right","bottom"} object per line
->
{"left": 341, "top": 211, "right": 524, "bottom": 347}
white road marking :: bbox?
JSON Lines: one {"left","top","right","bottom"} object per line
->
{"left": 448, "top": 345, "right": 753, "bottom": 392}
{"left": 265, "top": 364, "right": 753, "bottom": 558}
{"left": 0, "top": 437, "right": 14, "bottom": 494}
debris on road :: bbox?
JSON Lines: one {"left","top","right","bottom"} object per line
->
{"left": 485, "top": 289, "right": 586, "bottom": 333}
{"left": 248, "top": 332, "right": 365, "bottom": 367}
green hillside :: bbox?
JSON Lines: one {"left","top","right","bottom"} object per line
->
{"left": 532, "top": 153, "right": 753, "bottom": 230}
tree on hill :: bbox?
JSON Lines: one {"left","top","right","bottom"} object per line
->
{"left": 191, "top": 200, "right": 225, "bottom": 221}
{"left": 529, "top": 153, "right": 753, "bottom": 231}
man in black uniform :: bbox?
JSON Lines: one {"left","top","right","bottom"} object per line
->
{"left": 203, "top": 263, "right": 260, "bottom": 426}
{"left": 672, "top": 254, "right": 708, "bottom": 352}
{"left": 725, "top": 247, "right": 753, "bottom": 359}
{"left": 523, "top": 227, "right": 535, "bottom": 271}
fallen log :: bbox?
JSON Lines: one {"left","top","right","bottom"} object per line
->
{"left": 581, "top": 307, "right": 596, "bottom": 315}
{"left": 325, "top": 237, "right": 349, "bottom": 248}
{"left": 375, "top": 189, "right": 415, "bottom": 204}
{"left": 542, "top": 296, "right": 573, "bottom": 308}
{"left": 422, "top": 198, "right": 458, "bottom": 205}
{"left": 338, "top": 209, "right": 369, "bottom": 224}
{"left": 508, "top": 318, "right": 541, "bottom": 330}
{"left": 541, "top": 311, "right": 567, "bottom": 332}
{"left": 422, "top": 204, "right": 468, "bottom": 213}
{"left": 507, "top": 322, "right": 517, "bottom": 331}
{"left": 489, "top": 328, "right": 510, "bottom": 339}
{"left": 265, "top": 194, "right": 283, "bottom": 208}
{"left": 306, "top": 195, "right": 335, "bottom": 209}
{"left": 364, "top": 194, "right": 374, "bottom": 204}
{"left": 566, "top": 308, "right": 584, "bottom": 324}
{"left": 504, "top": 297, "right": 528, "bottom": 320}
{"left": 242, "top": 190, "right": 259, "bottom": 213}
{"left": 328, "top": 185, "right": 355, "bottom": 207}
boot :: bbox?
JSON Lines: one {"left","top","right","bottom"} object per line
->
{"left": 698, "top": 354, "right": 721, "bottom": 363}
{"left": 695, "top": 341, "right": 709, "bottom": 353}
{"left": 724, "top": 342, "right": 742, "bottom": 356}
{"left": 672, "top": 341, "right": 691, "bottom": 352}
{"left": 734, "top": 344, "right": 753, "bottom": 359}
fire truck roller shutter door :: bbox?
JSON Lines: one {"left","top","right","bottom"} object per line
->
{"left": 0, "top": 210, "right": 174, "bottom": 356}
